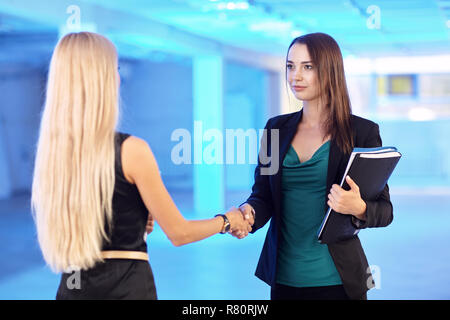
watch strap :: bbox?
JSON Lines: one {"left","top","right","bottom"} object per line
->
{"left": 214, "top": 214, "right": 230, "bottom": 234}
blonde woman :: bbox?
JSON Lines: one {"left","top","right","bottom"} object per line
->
{"left": 31, "top": 32, "right": 251, "bottom": 300}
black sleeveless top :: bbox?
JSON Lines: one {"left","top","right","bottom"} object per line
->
{"left": 102, "top": 132, "right": 148, "bottom": 252}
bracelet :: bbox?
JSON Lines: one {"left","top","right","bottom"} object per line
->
{"left": 214, "top": 214, "right": 230, "bottom": 234}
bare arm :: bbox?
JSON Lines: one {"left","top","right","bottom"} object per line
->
{"left": 122, "top": 136, "right": 250, "bottom": 246}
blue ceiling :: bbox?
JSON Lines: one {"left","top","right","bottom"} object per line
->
{"left": 0, "top": 0, "right": 449, "bottom": 61}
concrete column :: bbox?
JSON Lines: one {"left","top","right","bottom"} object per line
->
{"left": 192, "top": 55, "right": 224, "bottom": 215}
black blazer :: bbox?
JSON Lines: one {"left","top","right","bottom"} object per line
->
{"left": 245, "top": 109, "right": 393, "bottom": 299}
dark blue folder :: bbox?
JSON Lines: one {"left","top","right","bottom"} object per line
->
{"left": 318, "top": 146, "right": 402, "bottom": 244}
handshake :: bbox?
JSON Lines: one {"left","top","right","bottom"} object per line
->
{"left": 144, "top": 203, "right": 255, "bottom": 240}
{"left": 223, "top": 203, "right": 255, "bottom": 239}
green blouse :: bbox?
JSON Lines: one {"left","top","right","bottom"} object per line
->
{"left": 276, "top": 141, "right": 342, "bottom": 287}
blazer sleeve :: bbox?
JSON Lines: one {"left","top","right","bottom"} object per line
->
{"left": 352, "top": 123, "right": 394, "bottom": 229}
{"left": 241, "top": 118, "right": 276, "bottom": 233}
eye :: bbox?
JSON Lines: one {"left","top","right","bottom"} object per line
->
{"left": 286, "top": 64, "right": 294, "bottom": 70}
{"left": 304, "top": 64, "right": 313, "bottom": 70}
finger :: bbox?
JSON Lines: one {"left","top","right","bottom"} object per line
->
{"left": 250, "top": 207, "right": 255, "bottom": 219}
{"left": 346, "top": 175, "right": 359, "bottom": 191}
{"left": 327, "top": 199, "right": 336, "bottom": 211}
{"left": 238, "top": 232, "right": 247, "bottom": 239}
{"left": 230, "top": 232, "right": 239, "bottom": 239}
{"left": 238, "top": 227, "right": 248, "bottom": 236}
{"left": 331, "top": 184, "right": 342, "bottom": 195}
{"left": 247, "top": 215, "right": 254, "bottom": 226}
{"left": 328, "top": 198, "right": 345, "bottom": 214}
{"left": 328, "top": 192, "right": 338, "bottom": 204}
{"left": 239, "top": 207, "right": 251, "bottom": 220}
{"left": 329, "top": 188, "right": 338, "bottom": 198}
{"left": 328, "top": 195, "right": 338, "bottom": 209}
{"left": 231, "top": 231, "right": 240, "bottom": 237}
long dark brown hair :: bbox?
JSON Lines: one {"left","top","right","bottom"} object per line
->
{"left": 287, "top": 32, "right": 354, "bottom": 154}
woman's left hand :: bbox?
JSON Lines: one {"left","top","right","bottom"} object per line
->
{"left": 327, "top": 175, "right": 367, "bottom": 220}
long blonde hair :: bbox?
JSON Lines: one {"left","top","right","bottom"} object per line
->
{"left": 31, "top": 32, "right": 119, "bottom": 273}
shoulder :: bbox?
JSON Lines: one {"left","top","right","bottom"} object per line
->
{"left": 121, "top": 136, "right": 158, "bottom": 183}
{"left": 351, "top": 114, "right": 379, "bottom": 129}
{"left": 266, "top": 111, "right": 301, "bottom": 129}
{"left": 350, "top": 114, "right": 382, "bottom": 146}
{"left": 122, "top": 135, "right": 153, "bottom": 157}
{"left": 351, "top": 114, "right": 379, "bottom": 136}
{"left": 122, "top": 135, "right": 148, "bottom": 147}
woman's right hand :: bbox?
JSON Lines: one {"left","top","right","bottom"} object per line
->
{"left": 225, "top": 207, "right": 252, "bottom": 239}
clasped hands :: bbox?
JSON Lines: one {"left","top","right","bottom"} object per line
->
{"left": 143, "top": 203, "right": 254, "bottom": 239}
{"left": 224, "top": 203, "right": 255, "bottom": 239}
{"left": 225, "top": 175, "right": 368, "bottom": 239}
{"left": 221, "top": 175, "right": 367, "bottom": 239}
{"left": 143, "top": 175, "right": 366, "bottom": 240}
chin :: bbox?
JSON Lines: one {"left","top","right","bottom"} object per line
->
{"left": 293, "top": 92, "right": 310, "bottom": 101}
{"left": 294, "top": 91, "right": 320, "bottom": 102}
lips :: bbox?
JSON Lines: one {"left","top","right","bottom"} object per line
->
{"left": 292, "top": 85, "right": 307, "bottom": 91}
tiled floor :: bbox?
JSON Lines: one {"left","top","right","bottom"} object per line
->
{"left": 1, "top": 189, "right": 449, "bottom": 300}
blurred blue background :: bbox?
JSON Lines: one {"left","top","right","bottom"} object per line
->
{"left": 0, "top": 0, "right": 449, "bottom": 300}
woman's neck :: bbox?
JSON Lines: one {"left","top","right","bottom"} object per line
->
{"left": 301, "top": 98, "right": 327, "bottom": 129}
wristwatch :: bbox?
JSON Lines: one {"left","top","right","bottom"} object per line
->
{"left": 214, "top": 214, "right": 231, "bottom": 234}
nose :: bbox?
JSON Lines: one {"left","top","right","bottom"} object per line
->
{"left": 291, "top": 68, "right": 303, "bottom": 82}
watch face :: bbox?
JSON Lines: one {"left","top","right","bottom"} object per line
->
{"left": 224, "top": 222, "right": 231, "bottom": 233}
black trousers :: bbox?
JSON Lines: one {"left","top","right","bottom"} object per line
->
{"left": 56, "top": 259, "right": 157, "bottom": 300}
{"left": 271, "top": 283, "right": 358, "bottom": 300}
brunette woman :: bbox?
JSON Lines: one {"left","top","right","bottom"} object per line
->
{"left": 237, "top": 33, "right": 393, "bottom": 300}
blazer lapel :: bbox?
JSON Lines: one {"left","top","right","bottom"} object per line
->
{"left": 270, "top": 110, "right": 303, "bottom": 217}
{"left": 326, "top": 139, "right": 344, "bottom": 191}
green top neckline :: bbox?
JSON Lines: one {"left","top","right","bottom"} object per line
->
{"left": 288, "top": 140, "right": 330, "bottom": 166}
